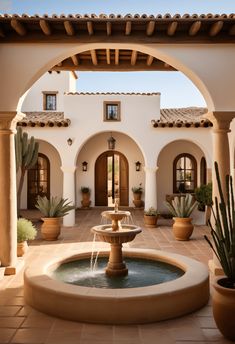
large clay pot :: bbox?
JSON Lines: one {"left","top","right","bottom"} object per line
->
{"left": 17, "top": 241, "right": 28, "bottom": 257}
{"left": 81, "top": 192, "right": 91, "bottom": 208}
{"left": 172, "top": 217, "right": 194, "bottom": 241}
{"left": 144, "top": 215, "right": 158, "bottom": 228}
{"left": 41, "top": 217, "right": 62, "bottom": 241}
{"left": 212, "top": 276, "right": 235, "bottom": 341}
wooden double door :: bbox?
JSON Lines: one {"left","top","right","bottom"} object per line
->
{"left": 95, "top": 151, "right": 129, "bottom": 206}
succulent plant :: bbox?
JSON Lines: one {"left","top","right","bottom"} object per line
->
{"left": 132, "top": 183, "right": 143, "bottom": 193}
{"left": 144, "top": 207, "right": 158, "bottom": 216}
{"left": 36, "top": 196, "right": 75, "bottom": 218}
{"left": 17, "top": 218, "right": 37, "bottom": 243}
{"left": 205, "top": 162, "right": 235, "bottom": 286}
{"left": 164, "top": 194, "right": 198, "bottom": 218}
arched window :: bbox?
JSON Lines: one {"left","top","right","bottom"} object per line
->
{"left": 173, "top": 153, "right": 197, "bottom": 193}
{"left": 27, "top": 153, "right": 50, "bottom": 209}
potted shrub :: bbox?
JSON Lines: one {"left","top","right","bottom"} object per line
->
{"left": 132, "top": 183, "right": 143, "bottom": 208}
{"left": 144, "top": 207, "right": 158, "bottom": 228}
{"left": 195, "top": 182, "right": 212, "bottom": 223}
{"left": 36, "top": 196, "right": 75, "bottom": 240}
{"left": 80, "top": 187, "right": 91, "bottom": 208}
{"left": 204, "top": 162, "right": 235, "bottom": 340}
{"left": 164, "top": 194, "right": 198, "bottom": 240}
{"left": 17, "top": 218, "right": 37, "bottom": 256}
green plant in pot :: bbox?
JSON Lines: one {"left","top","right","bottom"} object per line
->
{"left": 17, "top": 218, "right": 37, "bottom": 257}
{"left": 132, "top": 183, "right": 143, "bottom": 208}
{"left": 80, "top": 187, "right": 91, "bottom": 208}
{"left": 36, "top": 196, "right": 75, "bottom": 241}
{"left": 164, "top": 194, "right": 198, "bottom": 241}
{"left": 204, "top": 162, "right": 235, "bottom": 341}
{"left": 195, "top": 182, "right": 213, "bottom": 224}
{"left": 144, "top": 207, "right": 159, "bottom": 228}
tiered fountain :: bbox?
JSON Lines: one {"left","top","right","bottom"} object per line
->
{"left": 24, "top": 202, "right": 209, "bottom": 324}
{"left": 93, "top": 202, "right": 141, "bottom": 276}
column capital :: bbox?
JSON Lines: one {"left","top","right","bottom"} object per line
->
{"left": 205, "top": 111, "right": 235, "bottom": 133}
{"left": 144, "top": 166, "right": 158, "bottom": 173}
{"left": 0, "top": 111, "right": 25, "bottom": 131}
{"left": 60, "top": 165, "right": 77, "bottom": 173}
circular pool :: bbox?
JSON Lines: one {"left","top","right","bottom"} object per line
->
{"left": 24, "top": 248, "right": 209, "bottom": 324}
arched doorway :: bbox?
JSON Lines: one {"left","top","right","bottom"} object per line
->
{"left": 27, "top": 153, "right": 50, "bottom": 209}
{"left": 95, "top": 151, "right": 128, "bottom": 206}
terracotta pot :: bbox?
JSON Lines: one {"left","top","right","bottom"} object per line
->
{"left": 133, "top": 192, "right": 142, "bottom": 201}
{"left": 144, "top": 215, "right": 158, "bottom": 228}
{"left": 172, "top": 217, "right": 194, "bottom": 241}
{"left": 17, "top": 241, "right": 28, "bottom": 257}
{"left": 41, "top": 217, "right": 62, "bottom": 241}
{"left": 212, "top": 276, "right": 235, "bottom": 341}
{"left": 81, "top": 192, "right": 91, "bottom": 208}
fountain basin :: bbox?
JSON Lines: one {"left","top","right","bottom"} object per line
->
{"left": 92, "top": 224, "right": 141, "bottom": 244}
{"left": 24, "top": 248, "right": 209, "bottom": 324}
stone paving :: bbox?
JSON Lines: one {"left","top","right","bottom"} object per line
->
{"left": 0, "top": 208, "right": 233, "bottom": 344}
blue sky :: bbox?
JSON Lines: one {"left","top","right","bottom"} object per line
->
{"left": 1, "top": 0, "right": 234, "bottom": 108}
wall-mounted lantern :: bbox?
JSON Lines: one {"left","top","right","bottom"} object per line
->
{"left": 82, "top": 161, "right": 88, "bottom": 172}
{"left": 107, "top": 132, "right": 116, "bottom": 150}
{"left": 135, "top": 161, "right": 141, "bottom": 172}
{"left": 67, "top": 138, "right": 73, "bottom": 146}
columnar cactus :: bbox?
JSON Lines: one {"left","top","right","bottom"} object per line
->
{"left": 15, "top": 127, "right": 39, "bottom": 215}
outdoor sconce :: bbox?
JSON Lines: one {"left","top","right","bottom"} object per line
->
{"left": 135, "top": 161, "right": 141, "bottom": 172}
{"left": 107, "top": 132, "right": 116, "bottom": 150}
{"left": 82, "top": 161, "right": 88, "bottom": 172}
{"left": 67, "top": 138, "right": 73, "bottom": 146}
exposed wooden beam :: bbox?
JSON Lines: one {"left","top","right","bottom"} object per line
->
{"left": 11, "top": 19, "right": 26, "bottom": 36}
{"left": 106, "top": 22, "right": 112, "bottom": 36}
{"left": 57, "top": 62, "right": 62, "bottom": 67}
{"left": 167, "top": 21, "right": 178, "bottom": 36}
{"left": 146, "top": 55, "right": 154, "bottom": 66}
{"left": 106, "top": 49, "right": 111, "bottom": 64}
{"left": 90, "top": 49, "right": 98, "bottom": 65}
{"left": 189, "top": 21, "right": 201, "bottom": 36}
{"left": 64, "top": 21, "right": 75, "bottom": 36}
{"left": 39, "top": 19, "right": 51, "bottom": 36}
{"left": 71, "top": 71, "right": 78, "bottom": 79}
{"left": 115, "top": 49, "right": 119, "bottom": 65}
{"left": 229, "top": 24, "right": 235, "bottom": 35}
{"left": 0, "top": 26, "right": 5, "bottom": 37}
{"left": 164, "top": 62, "right": 170, "bottom": 68}
{"left": 209, "top": 21, "right": 223, "bottom": 36}
{"left": 131, "top": 50, "right": 138, "bottom": 66}
{"left": 146, "top": 21, "right": 155, "bottom": 36}
{"left": 71, "top": 55, "right": 79, "bottom": 66}
{"left": 125, "top": 21, "right": 132, "bottom": 35}
{"left": 87, "top": 21, "right": 94, "bottom": 35}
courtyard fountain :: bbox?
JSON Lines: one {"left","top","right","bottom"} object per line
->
{"left": 24, "top": 203, "right": 210, "bottom": 324}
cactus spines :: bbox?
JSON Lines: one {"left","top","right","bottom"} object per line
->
{"left": 15, "top": 127, "right": 39, "bottom": 215}
{"left": 205, "top": 161, "right": 235, "bottom": 286}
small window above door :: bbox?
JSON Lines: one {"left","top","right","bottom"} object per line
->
{"left": 103, "top": 101, "right": 121, "bottom": 121}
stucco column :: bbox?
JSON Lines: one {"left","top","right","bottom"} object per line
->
{"left": 206, "top": 111, "right": 235, "bottom": 275}
{"left": 144, "top": 166, "right": 158, "bottom": 210}
{"left": 0, "top": 112, "right": 24, "bottom": 271}
{"left": 206, "top": 112, "right": 235, "bottom": 199}
{"left": 61, "top": 165, "right": 76, "bottom": 226}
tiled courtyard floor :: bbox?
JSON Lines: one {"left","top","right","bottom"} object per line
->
{"left": 0, "top": 208, "right": 233, "bottom": 344}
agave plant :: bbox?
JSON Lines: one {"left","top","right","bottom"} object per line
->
{"left": 164, "top": 194, "right": 198, "bottom": 218}
{"left": 36, "top": 196, "right": 75, "bottom": 218}
{"left": 204, "top": 162, "right": 235, "bottom": 286}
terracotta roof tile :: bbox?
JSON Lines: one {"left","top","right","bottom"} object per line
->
{"left": 17, "top": 112, "right": 71, "bottom": 127}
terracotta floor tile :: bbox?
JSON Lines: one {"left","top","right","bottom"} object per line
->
{"left": 0, "top": 328, "right": 16, "bottom": 343}
{"left": 45, "top": 330, "right": 82, "bottom": 344}
{"left": 0, "top": 306, "right": 22, "bottom": 316}
{"left": 0, "top": 316, "right": 25, "bottom": 328}
{"left": 11, "top": 328, "right": 51, "bottom": 343}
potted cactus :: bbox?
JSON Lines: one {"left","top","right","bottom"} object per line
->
{"left": 144, "top": 207, "right": 159, "bottom": 228}
{"left": 204, "top": 162, "right": 235, "bottom": 340}
{"left": 36, "top": 196, "right": 75, "bottom": 240}
{"left": 17, "top": 218, "right": 37, "bottom": 256}
{"left": 164, "top": 194, "right": 198, "bottom": 240}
